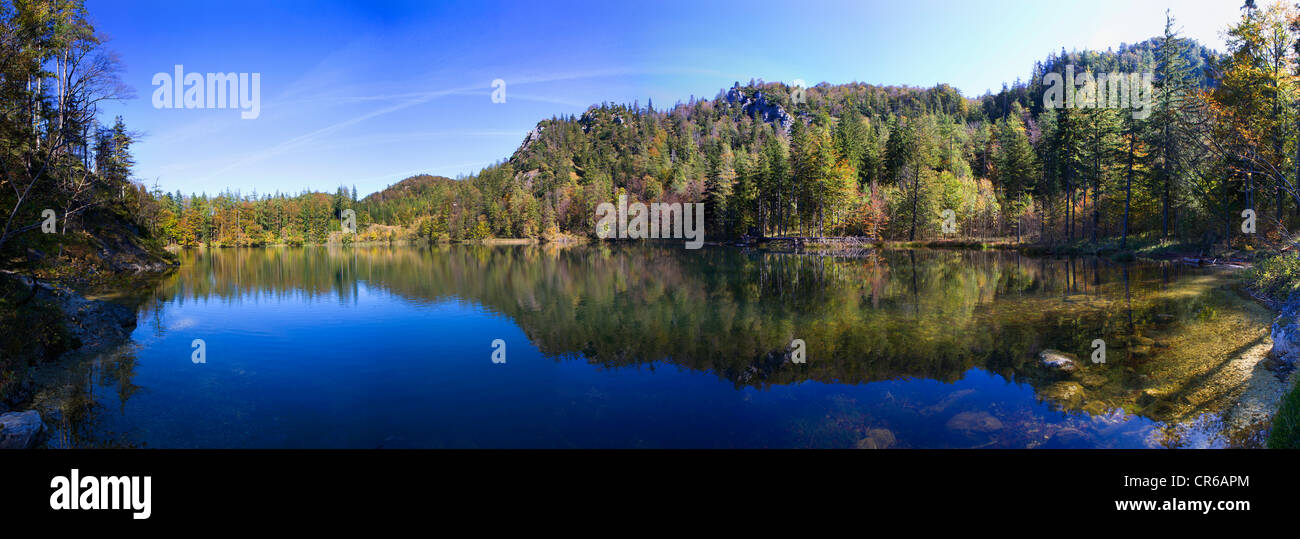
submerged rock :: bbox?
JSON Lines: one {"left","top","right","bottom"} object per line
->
{"left": 1136, "top": 389, "right": 1166, "bottom": 407}
{"left": 1041, "top": 381, "right": 1085, "bottom": 409}
{"left": 1079, "top": 373, "right": 1108, "bottom": 389}
{"left": 922, "top": 388, "right": 975, "bottom": 415}
{"left": 946, "top": 411, "right": 1003, "bottom": 432}
{"left": 0, "top": 410, "right": 43, "bottom": 449}
{"left": 1038, "top": 349, "right": 1078, "bottom": 373}
{"left": 1082, "top": 400, "right": 1112, "bottom": 417}
{"left": 1042, "top": 427, "right": 1092, "bottom": 449}
{"left": 855, "top": 428, "right": 896, "bottom": 449}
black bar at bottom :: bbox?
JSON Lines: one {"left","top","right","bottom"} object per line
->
{"left": 4, "top": 449, "right": 1286, "bottom": 527}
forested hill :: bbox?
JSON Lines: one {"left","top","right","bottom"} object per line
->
{"left": 363, "top": 174, "right": 458, "bottom": 204}
{"left": 345, "top": 29, "right": 1225, "bottom": 244}
{"left": 150, "top": 11, "right": 1270, "bottom": 250}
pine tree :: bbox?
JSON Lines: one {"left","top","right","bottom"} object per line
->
{"left": 705, "top": 142, "right": 737, "bottom": 235}
{"left": 1149, "top": 9, "right": 1197, "bottom": 239}
{"left": 993, "top": 105, "right": 1037, "bottom": 241}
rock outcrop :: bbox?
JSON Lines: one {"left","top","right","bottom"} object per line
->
{"left": 724, "top": 83, "right": 795, "bottom": 131}
{"left": 1, "top": 271, "right": 141, "bottom": 409}
{"left": 1270, "top": 294, "right": 1300, "bottom": 369}
{"left": 516, "top": 124, "right": 545, "bottom": 154}
{"left": 7, "top": 272, "right": 137, "bottom": 349}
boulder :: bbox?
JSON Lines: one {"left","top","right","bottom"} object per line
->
{"left": 1038, "top": 349, "right": 1078, "bottom": 373}
{"left": 0, "top": 410, "right": 43, "bottom": 449}
{"left": 1271, "top": 295, "right": 1300, "bottom": 367}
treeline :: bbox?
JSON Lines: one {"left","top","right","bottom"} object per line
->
{"left": 146, "top": 187, "right": 356, "bottom": 247}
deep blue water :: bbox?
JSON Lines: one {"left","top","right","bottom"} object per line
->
{"left": 44, "top": 245, "right": 1240, "bottom": 448}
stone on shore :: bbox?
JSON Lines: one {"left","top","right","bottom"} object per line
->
{"left": 1270, "top": 297, "right": 1300, "bottom": 367}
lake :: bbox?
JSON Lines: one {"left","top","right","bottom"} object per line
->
{"left": 33, "top": 244, "right": 1275, "bottom": 448}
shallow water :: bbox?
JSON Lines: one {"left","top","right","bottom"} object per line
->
{"left": 34, "top": 244, "right": 1274, "bottom": 448}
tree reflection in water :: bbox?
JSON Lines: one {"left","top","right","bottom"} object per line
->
{"left": 32, "top": 244, "right": 1273, "bottom": 448}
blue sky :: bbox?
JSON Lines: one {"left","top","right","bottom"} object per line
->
{"left": 86, "top": 0, "right": 1243, "bottom": 198}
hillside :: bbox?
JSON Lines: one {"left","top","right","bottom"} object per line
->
{"left": 341, "top": 30, "right": 1223, "bottom": 245}
{"left": 136, "top": 18, "right": 1253, "bottom": 253}
{"left": 362, "top": 174, "right": 459, "bottom": 204}
{"left": 126, "top": 19, "right": 1236, "bottom": 251}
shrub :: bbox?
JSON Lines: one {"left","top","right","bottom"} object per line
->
{"left": 1268, "top": 384, "right": 1300, "bottom": 448}
{"left": 1244, "top": 252, "right": 1300, "bottom": 303}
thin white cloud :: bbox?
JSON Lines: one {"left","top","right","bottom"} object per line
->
{"left": 192, "top": 67, "right": 720, "bottom": 185}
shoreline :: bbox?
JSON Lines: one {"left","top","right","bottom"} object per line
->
{"left": 0, "top": 268, "right": 171, "bottom": 448}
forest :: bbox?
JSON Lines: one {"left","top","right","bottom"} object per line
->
{"left": 3, "top": 1, "right": 1300, "bottom": 259}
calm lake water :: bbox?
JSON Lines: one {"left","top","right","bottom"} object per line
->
{"left": 37, "top": 244, "right": 1271, "bottom": 448}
